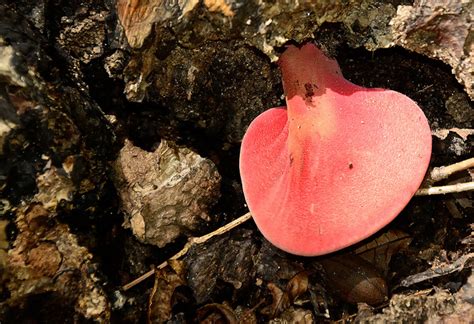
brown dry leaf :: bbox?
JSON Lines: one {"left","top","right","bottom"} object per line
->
{"left": 148, "top": 263, "right": 185, "bottom": 323}
{"left": 116, "top": 0, "right": 200, "bottom": 48}
{"left": 203, "top": 0, "right": 234, "bottom": 17}
{"left": 0, "top": 220, "right": 8, "bottom": 250}
{"left": 274, "top": 307, "right": 314, "bottom": 323}
{"left": 355, "top": 229, "right": 412, "bottom": 276}
{"left": 168, "top": 259, "right": 186, "bottom": 275}
{"left": 116, "top": 0, "right": 166, "bottom": 48}
{"left": 320, "top": 254, "right": 388, "bottom": 305}
{"left": 400, "top": 253, "right": 474, "bottom": 287}
{"left": 261, "top": 272, "right": 309, "bottom": 319}
{"left": 235, "top": 305, "right": 258, "bottom": 324}
{"left": 184, "top": 228, "right": 257, "bottom": 304}
{"left": 261, "top": 283, "right": 290, "bottom": 318}
{"left": 286, "top": 271, "right": 309, "bottom": 303}
{"left": 197, "top": 303, "right": 238, "bottom": 324}
{"left": 117, "top": 0, "right": 234, "bottom": 49}
{"left": 0, "top": 220, "right": 8, "bottom": 268}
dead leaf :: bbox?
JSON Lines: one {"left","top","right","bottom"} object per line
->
{"left": 274, "top": 307, "right": 314, "bottom": 323}
{"left": 399, "top": 253, "right": 474, "bottom": 287}
{"left": 355, "top": 230, "right": 412, "bottom": 276}
{"left": 286, "top": 271, "right": 309, "bottom": 303}
{"left": 117, "top": 0, "right": 195, "bottom": 48}
{"left": 0, "top": 220, "right": 9, "bottom": 250}
{"left": 261, "top": 271, "right": 309, "bottom": 319}
{"left": 261, "top": 283, "right": 289, "bottom": 318}
{"left": 168, "top": 259, "right": 186, "bottom": 275}
{"left": 234, "top": 305, "right": 258, "bottom": 324}
{"left": 203, "top": 0, "right": 234, "bottom": 17}
{"left": 116, "top": 0, "right": 233, "bottom": 48}
{"left": 184, "top": 228, "right": 257, "bottom": 304}
{"left": 148, "top": 263, "right": 185, "bottom": 323}
{"left": 320, "top": 254, "right": 388, "bottom": 305}
{"left": 197, "top": 303, "right": 238, "bottom": 324}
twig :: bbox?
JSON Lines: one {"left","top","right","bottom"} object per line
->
{"left": 122, "top": 212, "right": 252, "bottom": 291}
{"left": 430, "top": 157, "right": 474, "bottom": 182}
{"left": 415, "top": 182, "right": 474, "bottom": 196}
{"left": 417, "top": 84, "right": 433, "bottom": 93}
{"left": 416, "top": 157, "right": 474, "bottom": 195}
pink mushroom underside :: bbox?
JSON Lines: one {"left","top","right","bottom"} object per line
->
{"left": 240, "top": 44, "right": 432, "bottom": 256}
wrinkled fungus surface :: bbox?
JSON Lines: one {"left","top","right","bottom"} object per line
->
{"left": 240, "top": 44, "right": 432, "bottom": 256}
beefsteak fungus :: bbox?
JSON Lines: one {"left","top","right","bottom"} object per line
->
{"left": 240, "top": 44, "right": 432, "bottom": 256}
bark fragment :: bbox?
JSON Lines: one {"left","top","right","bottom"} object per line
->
{"left": 391, "top": 0, "right": 473, "bottom": 98}
{"left": 113, "top": 139, "right": 221, "bottom": 247}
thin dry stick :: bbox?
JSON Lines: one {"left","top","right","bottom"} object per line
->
{"left": 430, "top": 157, "right": 474, "bottom": 182}
{"left": 122, "top": 212, "right": 252, "bottom": 291}
{"left": 415, "top": 157, "right": 474, "bottom": 196}
{"left": 415, "top": 182, "right": 474, "bottom": 196}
